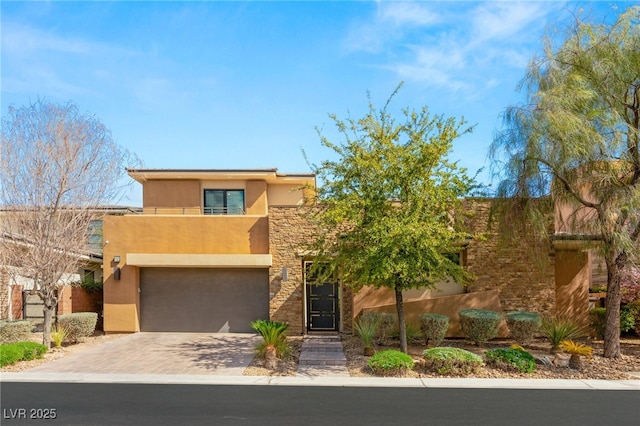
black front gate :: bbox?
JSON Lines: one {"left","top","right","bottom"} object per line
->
{"left": 305, "top": 262, "right": 339, "bottom": 332}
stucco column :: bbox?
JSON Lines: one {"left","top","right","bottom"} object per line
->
{"left": 554, "top": 249, "right": 590, "bottom": 326}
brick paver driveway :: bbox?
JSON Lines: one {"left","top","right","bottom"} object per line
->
{"left": 27, "top": 333, "right": 261, "bottom": 375}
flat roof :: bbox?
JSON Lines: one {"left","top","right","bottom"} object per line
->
{"left": 126, "top": 168, "right": 315, "bottom": 184}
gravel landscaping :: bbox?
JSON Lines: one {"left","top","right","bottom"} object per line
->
{"left": 341, "top": 334, "right": 640, "bottom": 380}
{"left": 4, "top": 332, "right": 639, "bottom": 380}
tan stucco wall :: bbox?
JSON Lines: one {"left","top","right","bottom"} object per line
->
{"left": 555, "top": 249, "right": 590, "bottom": 326}
{"left": 268, "top": 184, "right": 306, "bottom": 206}
{"left": 143, "top": 180, "right": 200, "bottom": 209}
{"left": 361, "top": 290, "right": 508, "bottom": 337}
{"left": 246, "top": 181, "right": 267, "bottom": 215}
{"left": 102, "top": 214, "right": 269, "bottom": 332}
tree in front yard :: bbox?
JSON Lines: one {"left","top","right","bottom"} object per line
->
{"left": 0, "top": 99, "right": 135, "bottom": 348}
{"left": 307, "top": 84, "right": 477, "bottom": 353}
{"left": 489, "top": 7, "right": 640, "bottom": 358}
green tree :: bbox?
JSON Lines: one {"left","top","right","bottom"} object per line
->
{"left": 489, "top": 7, "right": 640, "bottom": 358}
{"left": 308, "top": 85, "right": 476, "bottom": 353}
{"left": 1, "top": 99, "right": 135, "bottom": 348}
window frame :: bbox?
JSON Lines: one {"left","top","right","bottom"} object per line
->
{"left": 203, "top": 189, "right": 245, "bottom": 215}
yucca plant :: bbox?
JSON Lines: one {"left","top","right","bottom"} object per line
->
{"left": 559, "top": 340, "right": 593, "bottom": 370}
{"left": 50, "top": 325, "right": 68, "bottom": 349}
{"left": 250, "top": 320, "right": 290, "bottom": 368}
{"left": 540, "top": 317, "right": 586, "bottom": 353}
{"left": 354, "top": 315, "right": 381, "bottom": 355}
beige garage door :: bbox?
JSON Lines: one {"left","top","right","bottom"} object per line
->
{"left": 140, "top": 268, "right": 269, "bottom": 333}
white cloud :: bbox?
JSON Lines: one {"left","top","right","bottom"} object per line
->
{"left": 377, "top": 2, "right": 440, "bottom": 26}
{"left": 344, "top": 1, "right": 555, "bottom": 93}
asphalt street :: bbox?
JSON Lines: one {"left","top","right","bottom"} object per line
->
{"left": 2, "top": 382, "right": 639, "bottom": 426}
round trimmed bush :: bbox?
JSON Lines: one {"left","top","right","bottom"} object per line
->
{"left": 485, "top": 347, "right": 536, "bottom": 373}
{"left": 459, "top": 309, "right": 502, "bottom": 345}
{"left": 505, "top": 311, "right": 542, "bottom": 345}
{"left": 420, "top": 313, "right": 449, "bottom": 347}
{"left": 367, "top": 350, "right": 414, "bottom": 376}
{"left": 57, "top": 313, "right": 98, "bottom": 343}
{"left": 422, "top": 347, "right": 483, "bottom": 375}
{"left": 0, "top": 320, "right": 32, "bottom": 344}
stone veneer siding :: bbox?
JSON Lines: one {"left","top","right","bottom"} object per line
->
{"left": 269, "top": 199, "right": 559, "bottom": 334}
{"left": 268, "top": 206, "right": 353, "bottom": 335}
{"left": 462, "top": 199, "right": 556, "bottom": 317}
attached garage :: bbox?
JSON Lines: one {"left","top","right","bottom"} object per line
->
{"left": 140, "top": 267, "right": 269, "bottom": 333}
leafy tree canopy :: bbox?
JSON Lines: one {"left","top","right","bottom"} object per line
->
{"left": 489, "top": 7, "right": 639, "bottom": 358}
{"left": 309, "top": 85, "right": 477, "bottom": 293}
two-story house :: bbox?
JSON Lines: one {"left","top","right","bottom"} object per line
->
{"left": 104, "top": 168, "right": 602, "bottom": 337}
{"left": 102, "top": 169, "right": 330, "bottom": 334}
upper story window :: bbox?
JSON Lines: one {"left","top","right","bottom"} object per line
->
{"left": 203, "top": 189, "right": 245, "bottom": 215}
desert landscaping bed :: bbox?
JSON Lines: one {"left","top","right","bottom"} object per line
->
{"left": 341, "top": 334, "right": 640, "bottom": 380}
{"left": 4, "top": 332, "right": 639, "bottom": 380}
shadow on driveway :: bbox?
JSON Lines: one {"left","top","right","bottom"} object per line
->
{"left": 27, "top": 333, "right": 261, "bottom": 376}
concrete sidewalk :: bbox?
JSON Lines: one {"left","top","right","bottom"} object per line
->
{"left": 1, "top": 372, "right": 638, "bottom": 390}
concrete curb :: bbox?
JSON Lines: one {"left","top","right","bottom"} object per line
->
{"left": 2, "top": 372, "right": 638, "bottom": 390}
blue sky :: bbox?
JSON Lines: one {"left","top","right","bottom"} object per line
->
{"left": 1, "top": 1, "right": 632, "bottom": 206}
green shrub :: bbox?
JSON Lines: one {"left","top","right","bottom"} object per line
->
{"left": 0, "top": 344, "right": 24, "bottom": 366}
{"left": 540, "top": 317, "right": 586, "bottom": 352}
{"left": 422, "top": 347, "right": 483, "bottom": 375}
{"left": 0, "top": 320, "right": 32, "bottom": 344}
{"left": 14, "top": 342, "right": 48, "bottom": 361}
{"left": 354, "top": 315, "right": 381, "bottom": 352}
{"left": 372, "top": 313, "right": 397, "bottom": 345}
{"left": 57, "top": 313, "right": 98, "bottom": 343}
{"left": 620, "top": 303, "right": 638, "bottom": 333}
{"left": 367, "top": 349, "right": 414, "bottom": 376}
{"left": 420, "top": 313, "right": 449, "bottom": 347}
{"left": 587, "top": 306, "right": 638, "bottom": 338}
{"left": 390, "top": 321, "right": 422, "bottom": 342}
{"left": 505, "top": 312, "right": 542, "bottom": 345}
{"left": 589, "top": 308, "right": 607, "bottom": 339}
{"left": 250, "top": 320, "right": 290, "bottom": 358}
{"left": 0, "top": 342, "right": 47, "bottom": 367}
{"left": 459, "top": 309, "right": 502, "bottom": 345}
{"left": 486, "top": 347, "right": 536, "bottom": 373}
{"left": 631, "top": 301, "right": 640, "bottom": 336}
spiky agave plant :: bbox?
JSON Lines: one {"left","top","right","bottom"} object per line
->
{"left": 354, "top": 315, "right": 381, "bottom": 355}
{"left": 50, "top": 325, "right": 68, "bottom": 349}
{"left": 559, "top": 340, "right": 593, "bottom": 370}
{"left": 540, "top": 317, "right": 586, "bottom": 353}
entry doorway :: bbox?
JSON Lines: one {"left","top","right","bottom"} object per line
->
{"left": 304, "top": 261, "right": 339, "bottom": 332}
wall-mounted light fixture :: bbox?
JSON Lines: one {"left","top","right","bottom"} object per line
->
{"left": 281, "top": 267, "right": 288, "bottom": 282}
{"left": 113, "top": 256, "right": 121, "bottom": 280}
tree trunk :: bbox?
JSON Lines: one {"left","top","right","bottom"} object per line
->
{"left": 264, "top": 345, "right": 277, "bottom": 369}
{"left": 42, "top": 302, "right": 56, "bottom": 349}
{"left": 568, "top": 354, "right": 582, "bottom": 370}
{"left": 604, "top": 254, "right": 623, "bottom": 359}
{"left": 394, "top": 287, "right": 407, "bottom": 354}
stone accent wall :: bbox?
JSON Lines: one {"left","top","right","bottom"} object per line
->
{"left": 462, "top": 199, "right": 556, "bottom": 317}
{"left": 268, "top": 206, "right": 313, "bottom": 334}
{"left": 270, "top": 200, "right": 560, "bottom": 334}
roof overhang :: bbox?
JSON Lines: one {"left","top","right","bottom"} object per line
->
{"left": 126, "top": 168, "right": 315, "bottom": 186}
{"left": 551, "top": 233, "right": 602, "bottom": 250}
{"left": 125, "top": 253, "right": 272, "bottom": 268}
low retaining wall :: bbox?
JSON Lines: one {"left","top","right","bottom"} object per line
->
{"left": 361, "top": 289, "right": 509, "bottom": 338}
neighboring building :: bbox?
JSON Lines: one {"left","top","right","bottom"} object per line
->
{"left": 103, "top": 168, "right": 598, "bottom": 336}
{"left": 0, "top": 207, "right": 137, "bottom": 323}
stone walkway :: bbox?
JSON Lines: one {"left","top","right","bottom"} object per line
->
{"left": 296, "top": 335, "right": 350, "bottom": 377}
